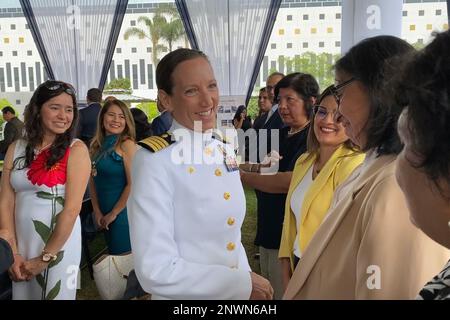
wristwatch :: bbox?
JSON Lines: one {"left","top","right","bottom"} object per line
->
{"left": 41, "top": 250, "right": 58, "bottom": 262}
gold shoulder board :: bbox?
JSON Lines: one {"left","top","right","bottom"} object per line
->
{"left": 138, "top": 133, "right": 174, "bottom": 153}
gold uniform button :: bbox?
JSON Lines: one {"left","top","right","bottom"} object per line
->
{"left": 215, "top": 169, "right": 222, "bottom": 177}
{"left": 188, "top": 166, "right": 195, "bottom": 174}
{"left": 204, "top": 147, "right": 213, "bottom": 156}
{"left": 227, "top": 217, "right": 235, "bottom": 226}
{"left": 227, "top": 242, "right": 236, "bottom": 251}
{"left": 223, "top": 192, "right": 231, "bottom": 200}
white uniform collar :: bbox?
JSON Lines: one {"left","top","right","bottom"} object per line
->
{"left": 169, "top": 119, "right": 215, "bottom": 143}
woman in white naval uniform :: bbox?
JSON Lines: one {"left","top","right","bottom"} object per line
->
{"left": 128, "top": 48, "right": 273, "bottom": 300}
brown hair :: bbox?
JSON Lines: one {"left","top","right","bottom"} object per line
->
{"left": 90, "top": 99, "right": 136, "bottom": 158}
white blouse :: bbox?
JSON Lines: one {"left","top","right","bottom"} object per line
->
{"left": 290, "top": 165, "right": 314, "bottom": 259}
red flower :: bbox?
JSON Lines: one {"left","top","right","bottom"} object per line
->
{"left": 27, "top": 148, "right": 70, "bottom": 188}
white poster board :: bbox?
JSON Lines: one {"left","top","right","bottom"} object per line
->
{"left": 216, "top": 95, "right": 247, "bottom": 130}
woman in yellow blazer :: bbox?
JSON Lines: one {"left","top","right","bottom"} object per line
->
{"left": 279, "top": 86, "right": 365, "bottom": 289}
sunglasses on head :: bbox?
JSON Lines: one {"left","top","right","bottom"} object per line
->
{"left": 41, "top": 80, "right": 76, "bottom": 96}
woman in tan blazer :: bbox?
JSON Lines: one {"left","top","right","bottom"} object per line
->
{"left": 395, "top": 30, "right": 450, "bottom": 300}
{"left": 283, "top": 36, "right": 449, "bottom": 300}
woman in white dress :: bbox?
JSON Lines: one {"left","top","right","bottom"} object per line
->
{"left": 0, "top": 80, "right": 91, "bottom": 300}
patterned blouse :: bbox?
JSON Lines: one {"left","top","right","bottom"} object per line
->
{"left": 417, "top": 260, "right": 450, "bottom": 300}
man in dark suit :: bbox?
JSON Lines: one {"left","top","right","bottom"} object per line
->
{"left": 253, "top": 72, "right": 286, "bottom": 299}
{"left": 252, "top": 87, "right": 272, "bottom": 130}
{"left": 0, "top": 106, "right": 24, "bottom": 160}
{"left": 78, "top": 88, "right": 102, "bottom": 146}
{"left": 151, "top": 98, "right": 173, "bottom": 136}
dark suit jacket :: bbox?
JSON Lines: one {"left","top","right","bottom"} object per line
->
{"left": 0, "top": 238, "right": 12, "bottom": 274}
{"left": 0, "top": 117, "right": 23, "bottom": 154}
{"left": 151, "top": 111, "right": 173, "bottom": 136}
{"left": 78, "top": 102, "right": 101, "bottom": 146}
{"left": 252, "top": 113, "right": 268, "bottom": 130}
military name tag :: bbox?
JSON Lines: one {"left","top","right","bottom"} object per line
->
{"left": 225, "top": 156, "right": 239, "bottom": 172}
{"left": 218, "top": 145, "right": 239, "bottom": 172}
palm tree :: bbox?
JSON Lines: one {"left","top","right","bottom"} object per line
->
{"left": 124, "top": 15, "right": 167, "bottom": 67}
{"left": 156, "top": 3, "right": 187, "bottom": 51}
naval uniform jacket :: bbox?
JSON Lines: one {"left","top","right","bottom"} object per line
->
{"left": 128, "top": 120, "right": 252, "bottom": 300}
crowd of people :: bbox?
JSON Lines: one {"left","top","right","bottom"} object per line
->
{"left": 0, "top": 29, "right": 449, "bottom": 300}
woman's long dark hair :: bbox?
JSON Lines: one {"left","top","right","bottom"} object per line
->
{"left": 14, "top": 80, "right": 78, "bottom": 170}
{"left": 233, "top": 105, "right": 252, "bottom": 131}
{"left": 334, "top": 36, "right": 414, "bottom": 155}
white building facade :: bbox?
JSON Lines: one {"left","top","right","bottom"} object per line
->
{"left": 0, "top": 0, "right": 448, "bottom": 115}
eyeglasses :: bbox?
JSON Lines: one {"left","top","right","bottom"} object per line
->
{"left": 41, "top": 80, "right": 76, "bottom": 96}
{"left": 329, "top": 77, "right": 356, "bottom": 107}
{"left": 313, "top": 105, "right": 338, "bottom": 120}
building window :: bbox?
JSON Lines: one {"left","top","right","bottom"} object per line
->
{"left": 4, "top": 38, "right": 9, "bottom": 44}
{"left": 418, "top": 10, "right": 424, "bottom": 16}
{"left": 287, "top": 43, "right": 292, "bottom": 49}
{"left": 336, "top": 13, "right": 341, "bottom": 19}
{"left": 278, "top": 29, "right": 285, "bottom": 35}
{"left": 402, "top": 11, "right": 407, "bottom": 17}
{"left": 16, "top": 100, "right": 20, "bottom": 105}
{"left": 294, "top": 28, "right": 300, "bottom": 35}
{"left": 311, "top": 28, "right": 317, "bottom": 34}
{"left": 19, "top": 37, "right": 24, "bottom": 43}
{"left": 417, "top": 38, "right": 424, "bottom": 44}
{"left": 12, "top": 51, "right": 17, "bottom": 56}
{"left": 271, "top": 43, "right": 276, "bottom": 49}
{"left": 11, "top": 24, "right": 16, "bottom": 30}
{"left": 319, "top": 42, "right": 325, "bottom": 48}
{"left": 287, "top": 15, "right": 292, "bottom": 21}
{"left": 303, "top": 42, "right": 308, "bottom": 49}
{"left": 410, "top": 25, "right": 416, "bottom": 31}
{"left": 426, "top": 24, "right": 432, "bottom": 31}
{"left": 147, "top": 47, "right": 152, "bottom": 53}
{"left": 132, "top": 48, "right": 137, "bottom": 53}
{"left": 0, "top": 52, "right": 2, "bottom": 57}
{"left": 436, "top": 10, "right": 442, "bottom": 16}
{"left": 116, "top": 48, "right": 122, "bottom": 54}
{"left": 335, "top": 41, "right": 341, "bottom": 47}
{"left": 327, "top": 27, "right": 333, "bottom": 33}
{"left": 27, "top": 50, "right": 32, "bottom": 56}
{"left": 303, "top": 14, "right": 309, "bottom": 21}
{"left": 319, "top": 14, "right": 325, "bottom": 20}
{"left": 131, "top": 20, "right": 136, "bottom": 26}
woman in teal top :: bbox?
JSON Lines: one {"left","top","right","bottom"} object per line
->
{"left": 89, "top": 99, "right": 137, "bottom": 254}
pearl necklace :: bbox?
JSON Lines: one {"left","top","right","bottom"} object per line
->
{"left": 288, "top": 122, "right": 310, "bottom": 136}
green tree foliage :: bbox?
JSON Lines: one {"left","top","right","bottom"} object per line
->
{"left": 156, "top": 4, "right": 186, "bottom": 51}
{"left": 286, "top": 52, "right": 340, "bottom": 89}
{"left": 124, "top": 15, "right": 167, "bottom": 67}
{"left": 135, "top": 101, "right": 159, "bottom": 121}
{"left": 104, "top": 78, "right": 132, "bottom": 94}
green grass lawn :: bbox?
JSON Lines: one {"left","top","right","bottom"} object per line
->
{"left": 76, "top": 187, "right": 259, "bottom": 300}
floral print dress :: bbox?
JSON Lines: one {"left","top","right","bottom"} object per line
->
{"left": 10, "top": 139, "right": 81, "bottom": 300}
